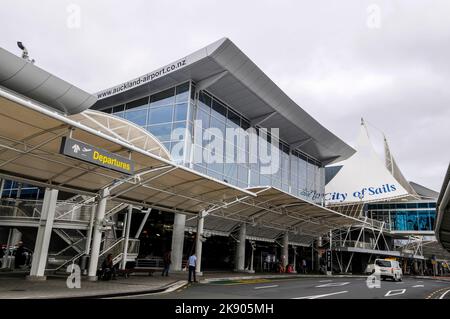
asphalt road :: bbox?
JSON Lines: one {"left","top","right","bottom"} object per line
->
{"left": 131, "top": 277, "right": 450, "bottom": 299}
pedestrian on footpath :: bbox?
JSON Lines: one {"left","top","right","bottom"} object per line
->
{"left": 162, "top": 250, "right": 171, "bottom": 277}
{"left": 302, "top": 259, "right": 307, "bottom": 274}
{"left": 188, "top": 253, "right": 197, "bottom": 283}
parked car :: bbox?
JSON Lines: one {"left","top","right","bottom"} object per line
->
{"left": 372, "top": 259, "right": 403, "bottom": 281}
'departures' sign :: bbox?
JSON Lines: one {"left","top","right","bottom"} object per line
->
{"left": 60, "top": 137, "right": 134, "bottom": 175}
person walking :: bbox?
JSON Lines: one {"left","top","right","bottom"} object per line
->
{"left": 188, "top": 253, "right": 197, "bottom": 283}
{"left": 162, "top": 250, "right": 171, "bottom": 277}
{"left": 302, "top": 259, "right": 307, "bottom": 274}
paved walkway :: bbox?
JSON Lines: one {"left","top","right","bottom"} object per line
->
{"left": 0, "top": 272, "right": 186, "bottom": 299}
{"left": 0, "top": 270, "right": 447, "bottom": 299}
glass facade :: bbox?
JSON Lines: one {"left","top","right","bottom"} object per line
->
{"left": 102, "top": 82, "right": 190, "bottom": 163}
{"left": 366, "top": 201, "right": 437, "bottom": 231}
{"left": 103, "top": 81, "right": 325, "bottom": 203}
{"left": 1, "top": 180, "right": 44, "bottom": 200}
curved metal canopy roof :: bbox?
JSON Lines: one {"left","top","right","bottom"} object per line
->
{"left": 186, "top": 186, "right": 363, "bottom": 246}
{"left": 0, "top": 47, "right": 97, "bottom": 115}
{"left": 0, "top": 85, "right": 253, "bottom": 215}
{"left": 69, "top": 110, "right": 171, "bottom": 161}
{"left": 93, "top": 38, "right": 354, "bottom": 164}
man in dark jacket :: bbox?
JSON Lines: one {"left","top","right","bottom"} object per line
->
{"left": 14, "top": 241, "right": 26, "bottom": 269}
{"left": 162, "top": 250, "right": 171, "bottom": 276}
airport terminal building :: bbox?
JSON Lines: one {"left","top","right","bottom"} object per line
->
{"left": 0, "top": 38, "right": 361, "bottom": 278}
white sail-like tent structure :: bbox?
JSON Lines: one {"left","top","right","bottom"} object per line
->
{"left": 325, "top": 119, "right": 410, "bottom": 205}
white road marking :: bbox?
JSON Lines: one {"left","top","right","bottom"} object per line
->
{"left": 417, "top": 281, "right": 423, "bottom": 283}
{"left": 412, "top": 285, "right": 424, "bottom": 288}
{"left": 318, "top": 280, "right": 333, "bottom": 283}
{"left": 385, "top": 289, "right": 406, "bottom": 297}
{"left": 254, "top": 285, "right": 279, "bottom": 290}
{"left": 316, "top": 282, "right": 350, "bottom": 288}
{"left": 293, "top": 291, "right": 348, "bottom": 299}
{"left": 439, "top": 289, "right": 450, "bottom": 299}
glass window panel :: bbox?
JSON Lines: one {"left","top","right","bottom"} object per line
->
{"left": 150, "top": 88, "right": 175, "bottom": 107}
{"left": 112, "top": 104, "right": 125, "bottom": 113}
{"left": 272, "top": 178, "right": 281, "bottom": 189}
{"left": 196, "top": 108, "right": 210, "bottom": 129}
{"left": 418, "top": 211, "right": 430, "bottom": 231}
{"left": 406, "top": 203, "right": 417, "bottom": 209}
{"left": 126, "top": 97, "right": 149, "bottom": 110}
{"left": 190, "top": 84, "right": 196, "bottom": 100}
{"left": 174, "top": 103, "right": 188, "bottom": 121}
{"left": 207, "top": 161, "right": 224, "bottom": 174}
{"left": 211, "top": 99, "right": 227, "bottom": 119}
{"left": 224, "top": 163, "right": 238, "bottom": 180}
{"left": 210, "top": 116, "right": 226, "bottom": 136}
{"left": 406, "top": 211, "right": 419, "bottom": 230}
{"left": 429, "top": 214, "right": 436, "bottom": 229}
{"left": 250, "top": 169, "right": 260, "bottom": 187}
{"left": 125, "top": 109, "right": 147, "bottom": 126}
{"left": 227, "top": 109, "right": 240, "bottom": 127}
{"left": 175, "top": 82, "right": 189, "bottom": 103}
{"left": 207, "top": 169, "right": 223, "bottom": 182}
{"left": 149, "top": 105, "right": 173, "bottom": 124}
{"left": 171, "top": 121, "right": 186, "bottom": 142}
{"left": 238, "top": 165, "right": 249, "bottom": 186}
{"left": 417, "top": 202, "right": 428, "bottom": 209}
{"left": 260, "top": 174, "right": 271, "bottom": 186}
{"left": 193, "top": 164, "right": 206, "bottom": 175}
{"left": 241, "top": 119, "right": 250, "bottom": 130}
{"left": 147, "top": 124, "right": 172, "bottom": 142}
{"left": 393, "top": 211, "right": 408, "bottom": 231}
{"left": 429, "top": 202, "right": 436, "bottom": 208}
{"left": 199, "top": 92, "right": 212, "bottom": 110}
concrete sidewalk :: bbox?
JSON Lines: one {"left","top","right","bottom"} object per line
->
{"left": 0, "top": 272, "right": 188, "bottom": 299}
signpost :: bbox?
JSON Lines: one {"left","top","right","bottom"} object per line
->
{"left": 326, "top": 249, "right": 332, "bottom": 275}
{"left": 60, "top": 137, "right": 134, "bottom": 175}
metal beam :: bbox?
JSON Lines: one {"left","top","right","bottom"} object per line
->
{"left": 250, "top": 111, "right": 277, "bottom": 126}
{"left": 196, "top": 71, "right": 228, "bottom": 92}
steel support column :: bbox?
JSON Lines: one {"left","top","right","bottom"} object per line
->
{"left": 235, "top": 223, "right": 246, "bottom": 272}
{"left": 121, "top": 205, "right": 133, "bottom": 270}
{"left": 171, "top": 213, "right": 186, "bottom": 271}
{"left": 27, "top": 188, "right": 59, "bottom": 280}
{"left": 88, "top": 188, "right": 109, "bottom": 281}
{"left": 195, "top": 211, "right": 205, "bottom": 275}
{"left": 282, "top": 232, "right": 289, "bottom": 268}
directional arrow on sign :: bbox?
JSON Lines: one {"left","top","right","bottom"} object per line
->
{"left": 72, "top": 144, "right": 81, "bottom": 154}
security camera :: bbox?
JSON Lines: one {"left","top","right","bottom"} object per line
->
{"left": 16, "top": 41, "right": 35, "bottom": 63}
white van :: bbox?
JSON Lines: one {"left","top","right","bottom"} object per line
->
{"left": 373, "top": 259, "right": 403, "bottom": 281}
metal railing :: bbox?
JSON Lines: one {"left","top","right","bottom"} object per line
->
{"left": 0, "top": 198, "right": 93, "bottom": 223}
{"left": 135, "top": 257, "right": 165, "bottom": 268}
{"left": 98, "top": 238, "right": 140, "bottom": 266}
{"left": 333, "top": 240, "right": 377, "bottom": 250}
{"left": 358, "top": 216, "right": 390, "bottom": 231}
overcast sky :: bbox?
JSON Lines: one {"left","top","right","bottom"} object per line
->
{"left": 1, "top": 0, "right": 449, "bottom": 191}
